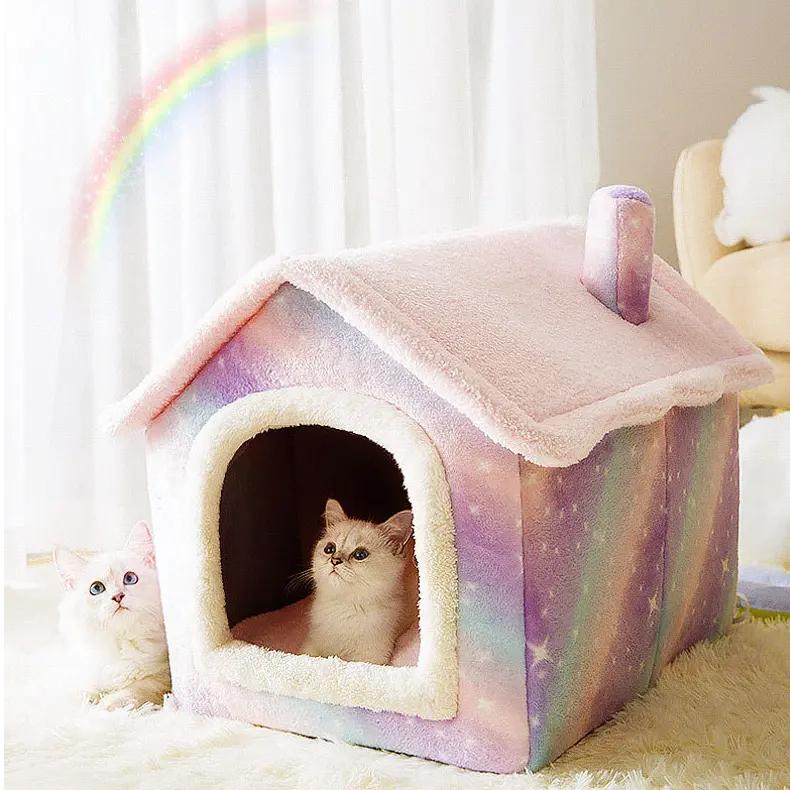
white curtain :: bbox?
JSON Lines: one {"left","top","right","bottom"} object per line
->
{"left": 4, "top": 0, "right": 598, "bottom": 575}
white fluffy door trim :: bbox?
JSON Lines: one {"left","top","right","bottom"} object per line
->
{"left": 183, "top": 387, "right": 459, "bottom": 719}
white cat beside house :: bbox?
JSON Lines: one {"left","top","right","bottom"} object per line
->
{"left": 53, "top": 521, "right": 171, "bottom": 710}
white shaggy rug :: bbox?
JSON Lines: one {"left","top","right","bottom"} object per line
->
{"left": 5, "top": 568, "right": 790, "bottom": 790}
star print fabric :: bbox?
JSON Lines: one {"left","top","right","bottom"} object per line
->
{"left": 520, "top": 395, "right": 738, "bottom": 768}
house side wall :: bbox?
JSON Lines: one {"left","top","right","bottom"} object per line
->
{"left": 520, "top": 418, "right": 666, "bottom": 769}
{"left": 519, "top": 395, "right": 739, "bottom": 770}
{"left": 145, "top": 284, "right": 529, "bottom": 773}
{"left": 652, "top": 394, "right": 739, "bottom": 673}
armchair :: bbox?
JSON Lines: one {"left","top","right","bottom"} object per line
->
{"left": 673, "top": 139, "right": 789, "bottom": 408}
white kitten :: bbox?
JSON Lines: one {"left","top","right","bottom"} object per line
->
{"left": 53, "top": 521, "right": 171, "bottom": 710}
{"left": 301, "top": 499, "right": 418, "bottom": 665}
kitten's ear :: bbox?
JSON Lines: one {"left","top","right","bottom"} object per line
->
{"left": 381, "top": 510, "right": 414, "bottom": 554}
{"left": 52, "top": 546, "right": 88, "bottom": 590}
{"left": 124, "top": 520, "right": 156, "bottom": 568}
{"left": 324, "top": 499, "right": 347, "bottom": 527}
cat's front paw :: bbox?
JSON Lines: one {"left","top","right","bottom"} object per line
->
{"left": 84, "top": 690, "right": 102, "bottom": 706}
{"left": 300, "top": 640, "right": 322, "bottom": 657}
{"left": 301, "top": 640, "right": 336, "bottom": 659}
{"left": 96, "top": 689, "right": 142, "bottom": 711}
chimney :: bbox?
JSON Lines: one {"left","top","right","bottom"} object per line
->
{"left": 582, "top": 185, "right": 655, "bottom": 325}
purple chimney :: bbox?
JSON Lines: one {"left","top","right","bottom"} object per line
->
{"left": 582, "top": 185, "right": 655, "bottom": 325}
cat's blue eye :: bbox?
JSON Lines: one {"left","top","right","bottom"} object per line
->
{"left": 123, "top": 571, "right": 138, "bottom": 585}
{"left": 89, "top": 581, "right": 105, "bottom": 596}
{"left": 352, "top": 548, "right": 369, "bottom": 561}
{"left": 323, "top": 542, "right": 336, "bottom": 555}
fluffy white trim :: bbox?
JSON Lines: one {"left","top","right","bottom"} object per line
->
{"left": 183, "top": 387, "right": 459, "bottom": 719}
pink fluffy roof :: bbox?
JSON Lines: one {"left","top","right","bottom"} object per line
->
{"left": 105, "top": 219, "right": 772, "bottom": 466}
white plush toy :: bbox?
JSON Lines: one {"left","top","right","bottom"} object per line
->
{"left": 715, "top": 86, "right": 790, "bottom": 248}
{"left": 739, "top": 411, "right": 790, "bottom": 571}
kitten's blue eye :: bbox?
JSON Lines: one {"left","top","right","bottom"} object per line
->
{"left": 323, "top": 542, "right": 336, "bottom": 555}
{"left": 89, "top": 581, "right": 105, "bottom": 596}
{"left": 123, "top": 571, "right": 138, "bottom": 585}
{"left": 353, "top": 548, "right": 369, "bottom": 561}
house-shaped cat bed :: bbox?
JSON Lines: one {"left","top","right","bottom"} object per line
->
{"left": 106, "top": 186, "right": 773, "bottom": 773}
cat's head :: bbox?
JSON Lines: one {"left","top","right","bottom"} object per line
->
{"left": 53, "top": 521, "right": 164, "bottom": 634}
{"left": 311, "top": 499, "right": 413, "bottom": 598}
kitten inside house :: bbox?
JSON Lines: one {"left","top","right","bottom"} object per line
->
{"left": 53, "top": 521, "right": 171, "bottom": 710}
{"left": 301, "top": 498, "right": 419, "bottom": 665}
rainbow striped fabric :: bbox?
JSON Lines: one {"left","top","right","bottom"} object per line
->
{"left": 521, "top": 396, "right": 738, "bottom": 767}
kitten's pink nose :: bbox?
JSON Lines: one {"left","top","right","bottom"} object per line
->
{"left": 330, "top": 556, "right": 343, "bottom": 567}
{"left": 112, "top": 591, "right": 125, "bottom": 604}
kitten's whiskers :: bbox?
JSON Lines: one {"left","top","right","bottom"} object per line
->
{"left": 284, "top": 569, "right": 314, "bottom": 599}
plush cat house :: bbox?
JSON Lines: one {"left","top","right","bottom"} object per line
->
{"left": 106, "top": 186, "right": 772, "bottom": 773}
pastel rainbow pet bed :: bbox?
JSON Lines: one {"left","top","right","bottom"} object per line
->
{"left": 106, "top": 186, "right": 773, "bottom": 773}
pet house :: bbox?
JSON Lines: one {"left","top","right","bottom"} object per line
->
{"left": 106, "top": 186, "right": 773, "bottom": 773}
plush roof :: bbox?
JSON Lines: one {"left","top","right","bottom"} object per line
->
{"left": 105, "top": 218, "right": 772, "bottom": 466}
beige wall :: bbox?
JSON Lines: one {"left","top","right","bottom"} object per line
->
{"left": 595, "top": 0, "right": 790, "bottom": 266}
